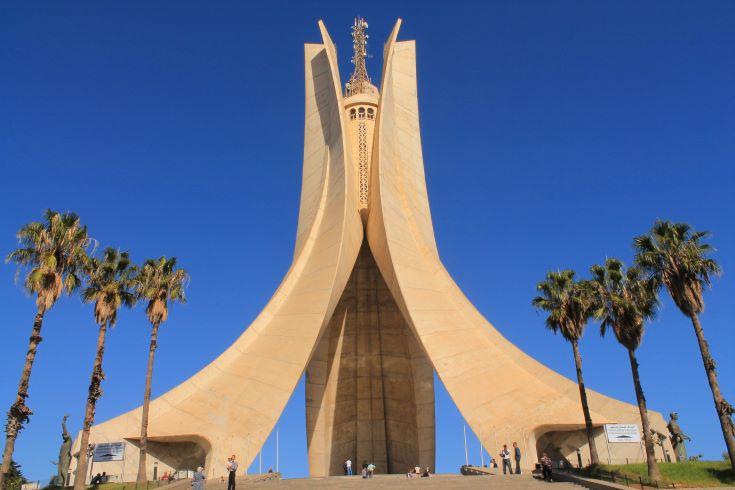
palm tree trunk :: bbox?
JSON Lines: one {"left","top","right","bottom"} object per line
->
{"left": 627, "top": 348, "right": 660, "bottom": 481}
{"left": 0, "top": 306, "right": 45, "bottom": 489}
{"left": 74, "top": 322, "right": 108, "bottom": 490}
{"left": 571, "top": 339, "right": 600, "bottom": 465}
{"left": 689, "top": 313, "right": 735, "bottom": 470}
{"left": 136, "top": 321, "right": 161, "bottom": 485}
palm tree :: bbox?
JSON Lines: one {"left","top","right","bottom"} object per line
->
{"left": 634, "top": 220, "right": 734, "bottom": 470}
{"left": 1, "top": 210, "right": 92, "bottom": 489}
{"left": 532, "top": 270, "right": 601, "bottom": 465}
{"left": 590, "top": 258, "right": 661, "bottom": 481}
{"left": 135, "top": 257, "right": 189, "bottom": 485}
{"left": 73, "top": 248, "right": 136, "bottom": 490}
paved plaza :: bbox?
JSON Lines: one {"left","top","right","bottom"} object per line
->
{"left": 191, "top": 474, "right": 579, "bottom": 489}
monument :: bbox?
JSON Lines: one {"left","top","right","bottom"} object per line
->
{"left": 69, "top": 18, "right": 673, "bottom": 481}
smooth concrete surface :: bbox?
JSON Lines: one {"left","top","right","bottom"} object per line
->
{"left": 70, "top": 18, "right": 673, "bottom": 484}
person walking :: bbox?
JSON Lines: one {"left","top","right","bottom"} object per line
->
{"left": 500, "top": 445, "right": 512, "bottom": 474}
{"left": 345, "top": 458, "right": 353, "bottom": 476}
{"left": 513, "top": 441, "right": 522, "bottom": 474}
{"left": 192, "top": 466, "right": 205, "bottom": 490}
{"left": 226, "top": 455, "right": 238, "bottom": 490}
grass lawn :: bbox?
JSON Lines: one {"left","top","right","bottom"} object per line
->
{"left": 588, "top": 461, "right": 734, "bottom": 487}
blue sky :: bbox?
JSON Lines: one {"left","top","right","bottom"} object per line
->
{"left": 1, "top": 0, "right": 734, "bottom": 482}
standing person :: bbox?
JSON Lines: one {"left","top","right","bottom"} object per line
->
{"left": 540, "top": 453, "right": 553, "bottom": 481}
{"left": 345, "top": 458, "right": 352, "bottom": 476}
{"left": 226, "top": 454, "right": 238, "bottom": 490}
{"left": 500, "top": 445, "right": 512, "bottom": 474}
{"left": 192, "top": 466, "right": 205, "bottom": 490}
{"left": 513, "top": 442, "right": 522, "bottom": 474}
{"left": 367, "top": 462, "right": 375, "bottom": 478}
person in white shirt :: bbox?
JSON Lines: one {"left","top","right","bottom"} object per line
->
{"left": 500, "top": 445, "right": 512, "bottom": 474}
{"left": 345, "top": 458, "right": 353, "bottom": 476}
{"left": 226, "top": 455, "right": 238, "bottom": 490}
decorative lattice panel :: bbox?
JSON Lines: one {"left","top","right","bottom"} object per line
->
{"left": 358, "top": 121, "right": 368, "bottom": 207}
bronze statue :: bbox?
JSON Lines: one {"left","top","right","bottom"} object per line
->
{"left": 667, "top": 412, "right": 691, "bottom": 462}
{"left": 58, "top": 415, "right": 72, "bottom": 486}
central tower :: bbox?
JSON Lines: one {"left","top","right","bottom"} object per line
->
{"left": 304, "top": 18, "right": 435, "bottom": 476}
{"left": 344, "top": 17, "right": 378, "bottom": 220}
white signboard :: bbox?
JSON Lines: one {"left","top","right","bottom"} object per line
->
{"left": 93, "top": 442, "right": 126, "bottom": 462}
{"left": 604, "top": 424, "right": 641, "bottom": 443}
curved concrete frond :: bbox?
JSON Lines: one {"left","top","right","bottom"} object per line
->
{"left": 366, "top": 19, "right": 671, "bottom": 465}
{"left": 71, "top": 23, "right": 363, "bottom": 481}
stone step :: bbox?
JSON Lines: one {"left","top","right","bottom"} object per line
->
{"left": 192, "top": 473, "right": 581, "bottom": 489}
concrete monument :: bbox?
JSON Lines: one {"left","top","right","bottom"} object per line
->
{"left": 70, "top": 18, "right": 673, "bottom": 481}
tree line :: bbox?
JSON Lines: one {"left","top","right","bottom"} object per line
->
{"left": 532, "top": 220, "right": 735, "bottom": 480}
{"left": 0, "top": 210, "right": 189, "bottom": 490}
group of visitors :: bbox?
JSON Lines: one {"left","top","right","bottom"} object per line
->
{"left": 341, "top": 458, "right": 376, "bottom": 478}
{"left": 482, "top": 442, "right": 522, "bottom": 475}
{"left": 360, "top": 461, "right": 376, "bottom": 478}
{"left": 483, "top": 443, "right": 554, "bottom": 481}
{"left": 406, "top": 465, "right": 432, "bottom": 478}
{"left": 89, "top": 472, "right": 108, "bottom": 485}
{"left": 180, "top": 445, "right": 547, "bottom": 486}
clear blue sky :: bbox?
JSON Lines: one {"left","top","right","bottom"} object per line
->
{"left": 1, "top": 0, "right": 734, "bottom": 482}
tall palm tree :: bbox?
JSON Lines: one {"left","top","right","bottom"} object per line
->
{"left": 532, "top": 270, "right": 601, "bottom": 465}
{"left": 135, "top": 257, "right": 189, "bottom": 485}
{"left": 73, "top": 248, "right": 136, "bottom": 490}
{"left": 1, "top": 210, "right": 92, "bottom": 489}
{"left": 590, "top": 258, "right": 661, "bottom": 480}
{"left": 634, "top": 220, "right": 734, "bottom": 470}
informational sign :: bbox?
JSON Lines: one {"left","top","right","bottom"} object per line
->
{"left": 604, "top": 424, "right": 641, "bottom": 443}
{"left": 93, "top": 442, "right": 126, "bottom": 462}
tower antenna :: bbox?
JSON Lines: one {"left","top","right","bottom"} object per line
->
{"left": 345, "top": 17, "right": 371, "bottom": 96}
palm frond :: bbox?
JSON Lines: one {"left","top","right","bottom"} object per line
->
{"left": 634, "top": 220, "right": 722, "bottom": 316}
{"left": 82, "top": 248, "right": 136, "bottom": 326}
{"left": 589, "top": 258, "right": 658, "bottom": 351}
{"left": 135, "top": 256, "right": 189, "bottom": 326}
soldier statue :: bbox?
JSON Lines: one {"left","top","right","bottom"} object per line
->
{"left": 667, "top": 412, "right": 691, "bottom": 462}
{"left": 58, "top": 415, "right": 72, "bottom": 486}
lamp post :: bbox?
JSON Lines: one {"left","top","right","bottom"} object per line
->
{"left": 463, "top": 425, "right": 469, "bottom": 466}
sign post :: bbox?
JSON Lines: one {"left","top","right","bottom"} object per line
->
{"left": 604, "top": 424, "right": 641, "bottom": 464}
{"left": 92, "top": 442, "right": 126, "bottom": 462}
